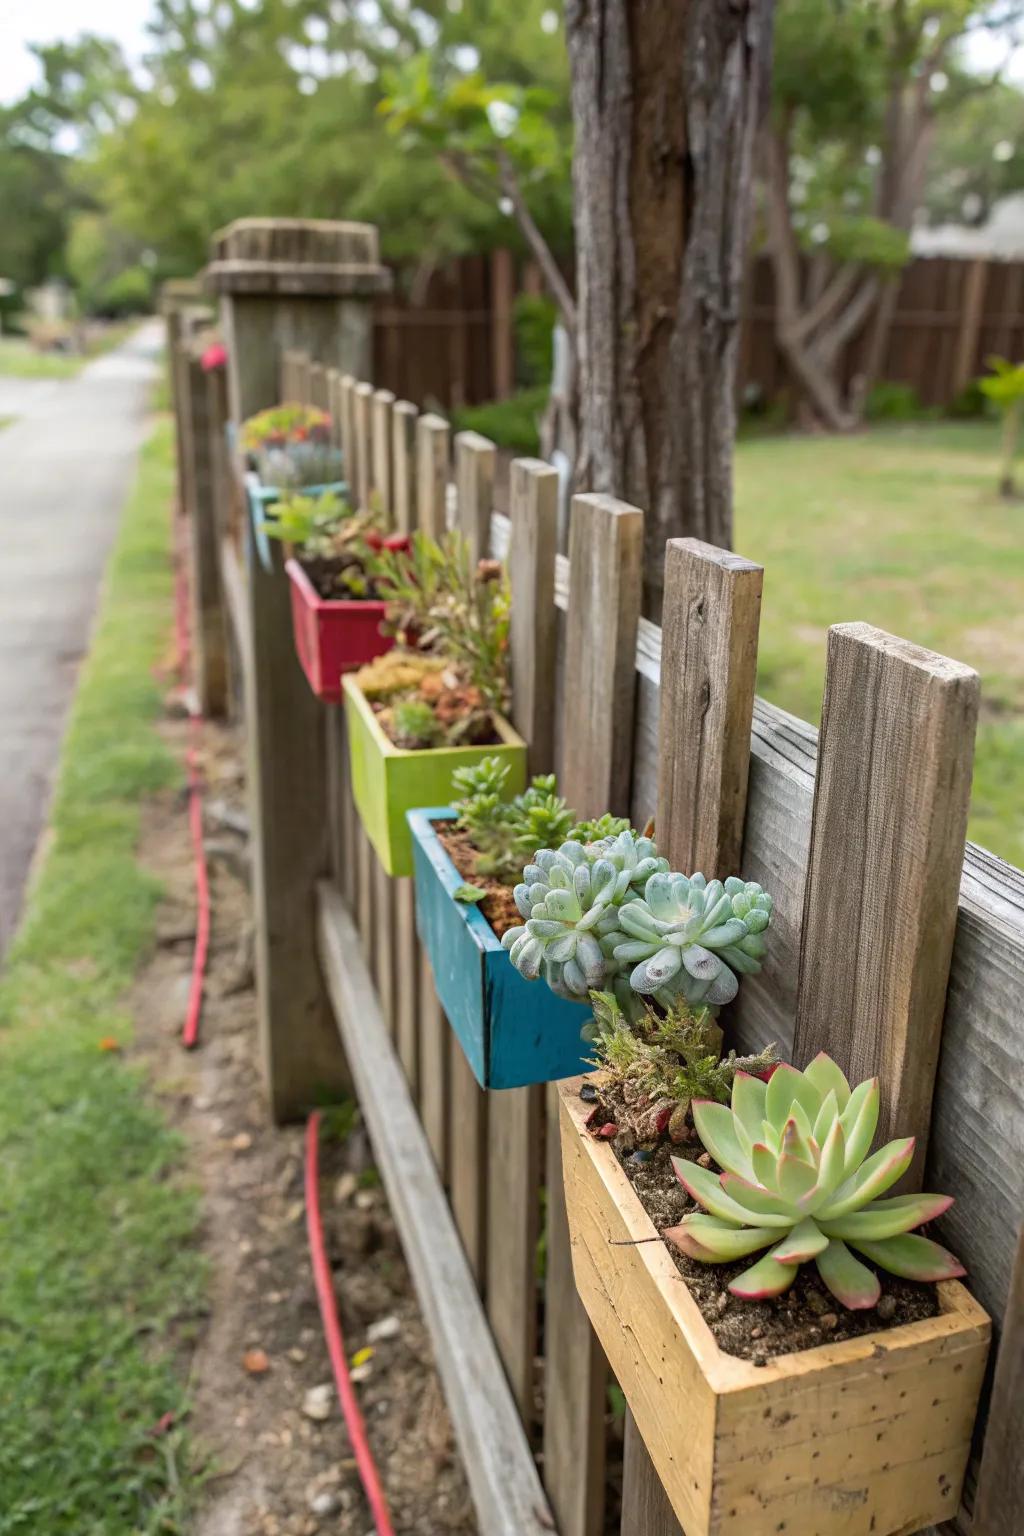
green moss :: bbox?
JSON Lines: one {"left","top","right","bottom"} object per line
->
{"left": 0, "top": 417, "right": 204, "bottom": 1532}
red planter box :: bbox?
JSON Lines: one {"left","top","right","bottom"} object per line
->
{"left": 286, "top": 558, "right": 392, "bottom": 702}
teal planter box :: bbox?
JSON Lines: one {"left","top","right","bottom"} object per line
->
{"left": 408, "top": 808, "right": 592, "bottom": 1090}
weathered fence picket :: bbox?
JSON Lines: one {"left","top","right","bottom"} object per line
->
{"left": 174, "top": 216, "right": 1024, "bottom": 1536}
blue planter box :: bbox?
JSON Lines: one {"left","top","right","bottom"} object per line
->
{"left": 408, "top": 808, "right": 593, "bottom": 1090}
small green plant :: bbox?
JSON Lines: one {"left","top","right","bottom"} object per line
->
{"left": 570, "top": 812, "right": 632, "bottom": 843}
{"left": 668, "top": 1054, "right": 964, "bottom": 1309}
{"left": 262, "top": 490, "right": 402, "bottom": 599}
{"left": 240, "top": 402, "right": 331, "bottom": 453}
{"left": 586, "top": 991, "right": 778, "bottom": 1141}
{"left": 451, "top": 755, "right": 575, "bottom": 883}
{"left": 391, "top": 697, "right": 443, "bottom": 749}
{"left": 978, "top": 356, "right": 1024, "bottom": 497}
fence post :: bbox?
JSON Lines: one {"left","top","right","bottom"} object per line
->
{"left": 620, "top": 1415, "right": 682, "bottom": 1536}
{"left": 973, "top": 1223, "right": 1024, "bottom": 1535}
{"left": 161, "top": 278, "right": 207, "bottom": 513}
{"left": 545, "top": 492, "right": 644, "bottom": 1536}
{"left": 482, "top": 456, "right": 561, "bottom": 1429}
{"left": 417, "top": 414, "right": 450, "bottom": 539}
{"left": 353, "top": 382, "right": 373, "bottom": 511}
{"left": 371, "top": 388, "right": 395, "bottom": 522}
{"left": 181, "top": 343, "right": 229, "bottom": 717}
{"left": 204, "top": 218, "right": 390, "bottom": 1122}
{"left": 391, "top": 401, "right": 418, "bottom": 533}
{"left": 792, "top": 624, "right": 979, "bottom": 1177}
{"left": 657, "top": 539, "right": 762, "bottom": 877}
{"left": 455, "top": 431, "right": 496, "bottom": 562}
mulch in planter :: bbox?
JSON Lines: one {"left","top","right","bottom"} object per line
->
{"left": 369, "top": 697, "right": 504, "bottom": 752}
{"left": 433, "top": 820, "right": 522, "bottom": 938}
{"left": 579, "top": 1077, "right": 939, "bottom": 1364}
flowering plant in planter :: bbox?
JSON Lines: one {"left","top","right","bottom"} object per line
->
{"left": 259, "top": 490, "right": 406, "bottom": 701}
{"left": 343, "top": 532, "right": 527, "bottom": 876}
{"left": 239, "top": 402, "right": 342, "bottom": 488}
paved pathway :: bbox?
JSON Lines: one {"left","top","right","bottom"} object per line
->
{"left": 0, "top": 322, "right": 162, "bottom": 955}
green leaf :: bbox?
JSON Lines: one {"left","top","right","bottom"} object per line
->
{"left": 816, "top": 1238, "right": 881, "bottom": 1310}
{"left": 453, "top": 883, "right": 488, "bottom": 904}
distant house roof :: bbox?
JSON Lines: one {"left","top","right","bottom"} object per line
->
{"left": 913, "top": 193, "right": 1024, "bottom": 259}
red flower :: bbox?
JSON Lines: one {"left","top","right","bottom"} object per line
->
{"left": 364, "top": 530, "right": 385, "bottom": 551}
{"left": 200, "top": 342, "right": 227, "bottom": 372}
{"left": 383, "top": 533, "right": 411, "bottom": 553}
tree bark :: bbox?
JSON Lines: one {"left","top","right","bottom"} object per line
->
{"left": 565, "top": 0, "right": 774, "bottom": 609}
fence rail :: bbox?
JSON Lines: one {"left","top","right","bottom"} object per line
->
{"left": 169, "top": 227, "right": 1024, "bottom": 1536}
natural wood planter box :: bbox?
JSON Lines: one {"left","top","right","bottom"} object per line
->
{"left": 285, "top": 558, "right": 391, "bottom": 703}
{"left": 557, "top": 1077, "right": 990, "bottom": 1536}
{"left": 408, "top": 809, "right": 591, "bottom": 1089}
{"left": 342, "top": 677, "right": 527, "bottom": 877}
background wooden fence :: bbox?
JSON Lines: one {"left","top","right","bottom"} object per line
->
{"left": 377, "top": 248, "right": 1024, "bottom": 412}
{"left": 170, "top": 219, "right": 1024, "bottom": 1536}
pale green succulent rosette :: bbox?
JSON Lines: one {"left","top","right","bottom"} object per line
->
{"left": 666, "top": 1053, "right": 965, "bottom": 1310}
{"left": 605, "top": 873, "right": 773, "bottom": 1009}
{"left": 501, "top": 831, "right": 668, "bottom": 1000}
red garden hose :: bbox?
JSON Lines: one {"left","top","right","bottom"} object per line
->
{"left": 305, "top": 1111, "right": 396, "bottom": 1536}
{"left": 173, "top": 513, "right": 210, "bottom": 1050}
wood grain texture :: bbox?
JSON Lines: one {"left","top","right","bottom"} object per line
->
{"left": 973, "top": 1222, "right": 1024, "bottom": 1536}
{"left": 182, "top": 349, "right": 229, "bottom": 717}
{"left": 416, "top": 413, "right": 450, "bottom": 540}
{"left": 218, "top": 295, "right": 371, "bottom": 423}
{"left": 353, "top": 381, "right": 373, "bottom": 512}
{"left": 508, "top": 458, "right": 559, "bottom": 776}
{"left": 793, "top": 623, "right": 980, "bottom": 1173}
{"left": 308, "top": 360, "right": 328, "bottom": 410}
{"left": 418, "top": 949, "right": 450, "bottom": 1181}
{"left": 454, "top": 430, "right": 497, "bottom": 561}
{"left": 339, "top": 374, "right": 356, "bottom": 490}
{"left": 562, "top": 493, "right": 644, "bottom": 818}
{"left": 371, "top": 388, "right": 395, "bottom": 523}
{"left": 543, "top": 1081, "right": 607, "bottom": 1536}
{"left": 394, "top": 878, "right": 419, "bottom": 1093}
{"left": 621, "top": 1413, "right": 683, "bottom": 1536}
{"left": 486, "top": 1085, "right": 542, "bottom": 1429}
{"left": 315, "top": 883, "right": 555, "bottom": 1536}
{"left": 657, "top": 537, "right": 762, "bottom": 877}
{"left": 448, "top": 1036, "right": 488, "bottom": 1291}
{"left": 559, "top": 1077, "right": 989, "bottom": 1536}
{"left": 373, "top": 856, "right": 395, "bottom": 1035}
{"left": 391, "top": 400, "right": 418, "bottom": 533}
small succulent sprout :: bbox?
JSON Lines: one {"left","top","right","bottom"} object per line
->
{"left": 607, "top": 874, "right": 773, "bottom": 1009}
{"left": 665, "top": 1053, "right": 965, "bottom": 1310}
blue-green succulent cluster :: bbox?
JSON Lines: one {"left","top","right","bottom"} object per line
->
{"left": 501, "top": 829, "right": 773, "bottom": 1015}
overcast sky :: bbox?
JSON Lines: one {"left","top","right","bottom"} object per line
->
{"left": 2, "top": 0, "right": 1023, "bottom": 109}
{"left": 0, "top": 0, "right": 152, "bottom": 105}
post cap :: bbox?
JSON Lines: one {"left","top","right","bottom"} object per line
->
{"left": 203, "top": 218, "right": 392, "bottom": 298}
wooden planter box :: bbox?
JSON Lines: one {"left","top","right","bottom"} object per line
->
{"left": 408, "top": 809, "right": 592, "bottom": 1089}
{"left": 557, "top": 1077, "right": 990, "bottom": 1536}
{"left": 342, "top": 677, "right": 527, "bottom": 877}
{"left": 285, "top": 558, "right": 390, "bottom": 703}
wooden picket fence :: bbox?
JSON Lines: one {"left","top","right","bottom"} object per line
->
{"left": 168, "top": 224, "right": 1024, "bottom": 1536}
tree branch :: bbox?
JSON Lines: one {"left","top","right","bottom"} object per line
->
{"left": 496, "top": 148, "right": 577, "bottom": 334}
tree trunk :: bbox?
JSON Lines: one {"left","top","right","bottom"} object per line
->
{"left": 565, "top": 0, "right": 774, "bottom": 609}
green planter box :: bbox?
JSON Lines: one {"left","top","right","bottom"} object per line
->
{"left": 342, "top": 676, "right": 527, "bottom": 876}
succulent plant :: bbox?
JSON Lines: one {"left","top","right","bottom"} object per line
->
{"left": 501, "top": 831, "right": 669, "bottom": 1000}
{"left": 666, "top": 1053, "right": 965, "bottom": 1310}
{"left": 606, "top": 873, "right": 773, "bottom": 1010}
{"left": 569, "top": 812, "right": 631, "bottom": 844}
{"left": 451, "top": 758, "right": 576, "bottom": 882}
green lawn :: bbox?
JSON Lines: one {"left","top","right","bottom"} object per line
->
{"left": 735, "top": 420, "right": 1024, "bottom": 866}
{"left": 0, "top": 325, "right": 136, "bottom": 379}
{"left": 0, "top": 417, "right": 204, "bottom": 1532}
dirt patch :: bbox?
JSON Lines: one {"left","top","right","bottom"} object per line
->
{"left": 132, "top": 715, "right": 477, "bottom": 1536}
{"left": 432, "top": 821, "right": 521, "bottom": 938}
{"left": 581, "top": 1079, "right": 939, "bottom": 1365}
